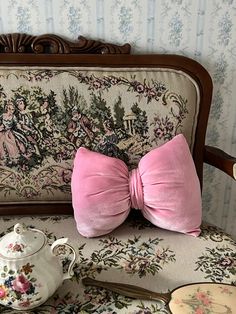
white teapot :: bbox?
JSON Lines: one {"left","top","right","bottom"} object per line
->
{"left": 0, "top": 223, "right": 77, "bottom": 310}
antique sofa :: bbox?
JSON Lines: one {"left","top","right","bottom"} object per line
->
{"left": 0, "top": 33, "right": 235, "bottom": 314}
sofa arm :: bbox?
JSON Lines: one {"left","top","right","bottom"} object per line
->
{"left": 204, "top": 145, "right": 236, "bottom": 180}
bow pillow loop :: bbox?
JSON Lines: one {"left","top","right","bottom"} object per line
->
{"left": 138, "top": 135, "right": 201, "bottom": 237}
{"left": 72, "top": 148, "right": 131, "bottom": 237}
{"left": 71, "top": 134, "right": 202, "bottom": 238}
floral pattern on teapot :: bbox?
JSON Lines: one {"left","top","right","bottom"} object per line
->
{"left": 0, "top": 263, "right": 42, "bottom": 308}
{"left": 6, "top": 242, "right": 26, "bottom": 253}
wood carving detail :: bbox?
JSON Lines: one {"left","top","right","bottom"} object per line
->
{"left": 0, "top": 33, "right": 131, "bottom": 54}
{"left": 0, "top": 33, "right": 34, "bottom": 53}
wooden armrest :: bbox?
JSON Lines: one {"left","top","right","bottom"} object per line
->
{"left": 204, "top": 145, "right": 236, "bottom": 180}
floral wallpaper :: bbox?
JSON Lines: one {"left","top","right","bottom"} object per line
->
{"left": 0, "top": 0, "right": 235, "bottom": 239}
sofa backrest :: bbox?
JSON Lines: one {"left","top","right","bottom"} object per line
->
{"left": 0, "top": 33, "right": 213, "bottom": 214}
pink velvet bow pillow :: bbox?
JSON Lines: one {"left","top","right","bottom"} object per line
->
{"left": 71, "top": 134, "right": 202, "bottom": 238}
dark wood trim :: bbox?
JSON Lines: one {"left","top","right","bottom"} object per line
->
{"left": 0, "top": 53, "right": 211, "bottom": 67}
{"left": 0, "top": 33, "right": 131, "bottom": 54}
{"left": 0, "top": 204, "right": 73, "bottom": 216}
{"left": 204, "top": 145, "right": 236, "bottom": 179}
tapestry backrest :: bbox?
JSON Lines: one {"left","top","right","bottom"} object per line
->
{"left": 0, "top": 66, "right": 200, "bottom": 205}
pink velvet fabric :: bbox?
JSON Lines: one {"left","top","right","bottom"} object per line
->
{"left": 71, "top": 134, "right": 202, "bottom": 238}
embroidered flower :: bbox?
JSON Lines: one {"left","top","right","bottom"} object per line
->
{"left": 145, "top": 88, "right": 156, "bottom": 98}
{"left": 134, "top": 83, "right": 145, "bottom": 93}
{"left": 154, "top": 127, "right": 165, "bottom": 139}
{"left": 220, "top": 286, "right": 232, "bottom": 294}
{"left": 196, "top": 291, "right": 207, "bottom": 301}
{"left": 195, "top": 291, "right": 212, "bottom": 306}
{"left": 195, "top": 308, "right": 204, "bottom": 314}
{"left": 110, "top": 77, "right": 119, "bottom": 85}
{"left": 35, "top": 75, "right": 42, "bottom": 81}
{"left": 219, "top": 257, "right": 234, "bottom": 267}
{"left": 93, "top": 80, "right": 102, "bottom": 89}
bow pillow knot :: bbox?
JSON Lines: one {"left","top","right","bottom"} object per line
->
{"left": 71, "top": 134, "right": 202, "bottom": 238}
{"left": 129, "top": 168, "right": 144, "bottom": 210}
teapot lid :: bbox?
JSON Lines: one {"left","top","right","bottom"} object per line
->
{"left": 0, "top": 223, "right": 46, "bottom": 259}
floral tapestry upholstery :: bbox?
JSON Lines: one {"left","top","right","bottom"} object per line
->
{"left": 0, "top": 67, "right": 199, "bottom": 204}
{"left": 0, "top": 215, "right": 235, "bottom": 314}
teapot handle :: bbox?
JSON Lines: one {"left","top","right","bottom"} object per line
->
{"left": 51, "top": 238, "right": 77, "bottom": 281}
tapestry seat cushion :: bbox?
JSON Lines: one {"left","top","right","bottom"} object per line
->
{"left": 0, "top": 214, "right": 235, "bottom": 314}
